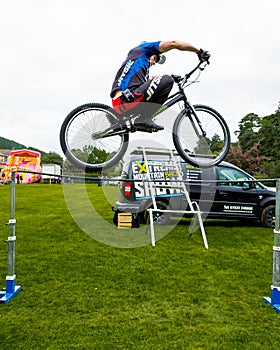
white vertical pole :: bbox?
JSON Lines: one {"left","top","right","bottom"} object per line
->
{"left": 264, "top": 179, "right": 280, "bottom": 312}
{"left": 149, "top": 210, "right": 156, "bottom": 246}
{"left": 0, "top": 171, "right": 22, "bottom": 303}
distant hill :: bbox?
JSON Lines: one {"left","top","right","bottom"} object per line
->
{"left": 0, "top": 136, "right": 46, "bottom": 155}
{"left": 0, "top": 135, "right": 26, "bottom": 150}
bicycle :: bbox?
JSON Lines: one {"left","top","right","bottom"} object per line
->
{"left": 60, "top": 61, "right": 230, "bottom": 171}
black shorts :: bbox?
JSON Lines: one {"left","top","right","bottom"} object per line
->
{"left": 134, "top": 74, "right": 174, "bottom": 105}
{"left": 112, "top": 75, "right": 173, "bottom": 115}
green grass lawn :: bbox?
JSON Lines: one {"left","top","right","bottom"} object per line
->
{"left": 0, "top": 183, "right": 280, "bottom": 349}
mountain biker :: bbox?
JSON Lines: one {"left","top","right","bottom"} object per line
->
{"left": 110, "top": 40, "right": 210, "bottom": 131}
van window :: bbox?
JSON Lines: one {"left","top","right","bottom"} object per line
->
{"left": 217, "top": 167, "right": 251, "bottom": 188}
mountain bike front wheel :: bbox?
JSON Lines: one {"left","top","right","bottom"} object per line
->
{"left": 172, "top": 104, "right": 230, "bottom": 167}
{"left": 60, "top": 103, "right": 129, "bottom": 171}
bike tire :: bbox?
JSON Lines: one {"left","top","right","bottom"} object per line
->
{"left": 60, "top": 103, "right": 129, "bottom": 171}
{"left": 172, "top": 104, "right": 230, "bottom": 167}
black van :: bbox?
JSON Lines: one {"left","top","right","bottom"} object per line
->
{"left": 115, "top": 150, "right": 276, "bottom": 228}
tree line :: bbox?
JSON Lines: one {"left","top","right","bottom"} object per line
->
{"left": 225, "top": 105, "right": 280, "bottom": 178}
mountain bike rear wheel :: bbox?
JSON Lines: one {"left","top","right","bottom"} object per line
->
{"left": 173, "top": 104, "right": 230, "bottom": 167}
{"left": 60, "top": 103, "right": 129, "bottom": 171}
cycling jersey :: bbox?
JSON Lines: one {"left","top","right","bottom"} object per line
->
{"left": 110, "top": 41, "right": 161, "bottom": 98}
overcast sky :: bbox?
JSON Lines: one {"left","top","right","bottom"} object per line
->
{"left": 1, "top": 0, "right": 279, "bottom": 156}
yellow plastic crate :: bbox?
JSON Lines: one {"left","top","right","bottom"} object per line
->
{"left": 118, "top": 212, "right": 132, "bottom": 228}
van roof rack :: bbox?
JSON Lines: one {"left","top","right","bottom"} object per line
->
{"left": 131, "top": 147, "right": 179, "bottom": 156}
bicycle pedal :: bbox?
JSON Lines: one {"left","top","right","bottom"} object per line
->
{"left": 130, "top": 127, "right": 137, "bottom": 133}
{"left": 134, "top": 126, "right": 153, "bottom": 133}
{"left": 134, "top": 124, "right": 162, "bottom": 133}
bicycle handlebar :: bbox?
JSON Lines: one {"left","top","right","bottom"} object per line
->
{"left": 186, "top": 60, "right": 207, "bottom": 78}
{"left": 171, "top": 60, "right": 209, "bottom": 88}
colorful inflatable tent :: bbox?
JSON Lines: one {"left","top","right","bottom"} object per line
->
{"left": 1, "top": 149, "right": 41, "bottom": 184}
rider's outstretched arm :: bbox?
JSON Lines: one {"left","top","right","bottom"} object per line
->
{"left": 158, "top": 40, "right": 199, "bottom": 53}
{"left": 158, "top": 40, "right": 210, "bottom": 63}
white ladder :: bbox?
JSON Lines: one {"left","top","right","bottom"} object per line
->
{"left": 140, "top": 147, "right": 208, "bottom": 249}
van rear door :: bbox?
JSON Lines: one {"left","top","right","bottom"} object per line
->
{"left": 181, "top": 164, "right": 219, "bottom": 213}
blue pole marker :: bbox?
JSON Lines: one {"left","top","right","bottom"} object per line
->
{"left": 0, "top": 274, "right": 22, "bottom": 304}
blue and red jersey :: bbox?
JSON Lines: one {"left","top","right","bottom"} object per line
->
{"left": 110, "top": 41, "right": 161, "bottom": 98}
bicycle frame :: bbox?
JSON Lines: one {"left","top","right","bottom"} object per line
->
{"left": 152, "top": 88, "right": 187, "bottom": 117}
{"left": 150, "top": 61, "right": 208, "bottom": 137}
{"left": 95, "top": 61, "right": 207, "bottom": 139}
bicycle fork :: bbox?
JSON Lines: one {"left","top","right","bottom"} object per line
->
{"left": 185, "top": 106, "right": 207, "bottom": 138}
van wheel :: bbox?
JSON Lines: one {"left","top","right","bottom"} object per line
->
{"left": 261, "top": 205, "right": 275, "bottom": 228}
{"left": 146, "top": 201, "right": 171, "bottom": 225}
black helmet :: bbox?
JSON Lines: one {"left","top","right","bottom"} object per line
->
{"left": 155, "top": 53, "right": 166, "bottom": 64}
